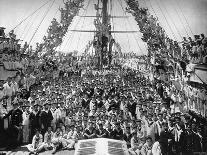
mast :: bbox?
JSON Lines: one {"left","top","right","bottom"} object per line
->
{"left": 102, "top": 0, "right": 108, "bottom": 25}
{"left": 100, "top": 0, "right": 109, "bottom": 69}
{"left": 93, "top": 0, "right": 113, "bottom": 69}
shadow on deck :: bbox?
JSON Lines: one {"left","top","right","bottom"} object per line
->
{"left": 0, "top": 145, "right": 75, "bottom": 155}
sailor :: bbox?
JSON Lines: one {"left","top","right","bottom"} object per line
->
{"left": 39, "top": 102, "right": 53, "bottom": 135}
{"left": 105, "top": 123, "right": 114, "bottom": 138}
{"left": 62, "top": 124, "right": 78, "bottom": 149}
{"left": 112, "top": 122, "right": 123, "bottom": 140}
{"left": 123, "top": 125, "right": 132, "bottom": 148}
{"left": 155, "top": 113, "right": 163, "bottom": 141}
{"left": 22, "top": 103, "right": 30, "bottom": 144}
{"left": 146, "top": 113, "right": 156, "bottom": 142}
{"left": 27, "top": 129, "right": 43, "bottom": 154}
{"left": 159, "top": 122, "right": 174, "bottom": 155}
{"left": 83, "top": 121, "right": 96, "bottom": 139}
{"left": 29, "top": 103, "right": 41, "bottom": 143}
{"left": 129, "top": 131, "right": 142, "bottom": 155}
{"left": 140, "top": 136, "right": 153, "bottom": 155}
{"left": 35, "top": 126, "right": 54, "bottom": 154}
{"left": 51, "top": 126, "right": 63, "bottom": 154}
{"left": 50, "top": 102, "right": 57, "bottom": 131}
{"left": 96, "top": 123, "right": 107, "bottom": 138}
{"left": 137, "top": 119, "right": 146, "bottom": 141}
{"left": 3, "top": 102, "right": 23, "bottom": 148}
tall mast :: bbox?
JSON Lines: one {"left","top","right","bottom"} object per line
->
{"left": 93, "top": 0, "right": 111, "bottom": 69}
{"left": 102, "top": 0, "right": 108, "bottom": 25}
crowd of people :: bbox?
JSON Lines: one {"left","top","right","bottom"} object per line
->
{"left": 18, "top": 0, "right": 84, "bottom": 60}
{"left": 126, "top": 0, "right": 207, "bottom": 65}
{"left": 126, "top": 0, "right": 207, "bottom": 116}
{"left": 0, "top": 0, "right": 207, "bottom": 155}
{"left": 1, "top": 63, "right": 207, "bottom": 155}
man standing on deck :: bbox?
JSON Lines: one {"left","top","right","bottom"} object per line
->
{"left": 3, "top": 102, "right": 23, "bottom": 148}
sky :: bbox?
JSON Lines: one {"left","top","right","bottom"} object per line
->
{"left": 0, "top": 0, "right": 207, "bottom": 55}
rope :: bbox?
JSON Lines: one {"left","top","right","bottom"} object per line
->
{"left": 153, "top": 0, "right": 177, "bottom": 40}
{"left": 170, "top": 0, "right": 190, "bottom": 38}
{"left": 75, "top": 0, "right": 90, "bottom": 50}
{"left": 21, "top": 8, "right": 42, "bottom": 41}
{"left": 110, "top": 0, "right": 116, "bottom": 39}
{"left": 158, "top": 0, "right": 183, "bottom": 40}
{"left": 8, "top": 0, "right": 53, "bottom": 33}
{"left": 144, "top": 0, "right": 168, "bottom": 37}
{"left": 175, "top": 0, "right": 194, "bottom": 36}
{"left": 118, "top": 0, "right": 145, "bottom": 55}
{"left": 121, "top": 3, "right": 131, "bottom": 53}
{"left": 19, "top": 17, "right": 34, "bottom": 39}
{"left": 62, "top": 0, "right": 91, "bottom": 50}
{"left": 48, "top": 6, "right": 61, "bottom": 51}
{"left": 28, "top": 0, "right": 56, "bottom": 45}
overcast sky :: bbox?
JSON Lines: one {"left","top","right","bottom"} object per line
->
{"left": 0, "top": 0, "right": 207, "bottom": 55}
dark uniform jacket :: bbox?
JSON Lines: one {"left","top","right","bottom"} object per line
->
{"left": 180, "top": 130, "right": 202, "bottom": 153}
{"left": 106, "top": 128, "right": 114, "bottom": 139}
{"left": 4, "top": 108, "right": 23, "bottom": 127}
{"left": 81, "top": 98, "right": 90, "bottom": 109}
{"left": 96, "top": 128, "right": 107, "bottom": 138}
{"left": 96, "top": 100, "right": 104, "bottom": 108}
{"left": 113, "top": 128, "right": 123, "bottom": 140}
{"left": 29, "top": 110, "right": 41, "bottom": 129}
{"left": 159, "top": 130, "right": 174, "bottom": 154}
{"left": 123, "top": 132, "right": 132, "bottom": 148}
{"left": 84, "top": 127, "right": 96, "bottom": 139}
{"left": 29, "top": 110, "right": 41, "bottom": 142}
{"left": 3, "top": 108, "right": 23, "bottom": 145}
{"left": 40, "top": 110, "right": 53, "bottom": 134}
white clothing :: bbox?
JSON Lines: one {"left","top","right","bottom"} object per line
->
{"left": 155, "top": 121, "right": 163, "bottom": 136}
{"left": 151, "top": 141, "right": 162, "bottom": 155}
{"left": 44, "top": 131, "right": 54, "bottom": 145}
{"left": 10, "top": 81, "right": 19, "bottom": 93}
{"left": 54, "top": 108, "right": 61, "bottom": 122}
{"left": 22, "top": 111, "right": 30, "bottom": 125}
{"left": 27, "top": 134, "right": 43, "bottom": 152}
{"left": 3, "top": 82, "right": 13, "bottom": 97}
{"left": 67, "top": 130, "right": 78, "bottom": 140}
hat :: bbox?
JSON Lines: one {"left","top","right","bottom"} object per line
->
{"left": 33, "top": 103, "right": 39, "bottom": 107}
{"left": 12, "top": 102, "right": 18, "bottom": 106}
{"left": 184, "top": 113, "right": 191, "bottom": 119}
{"left": 158, "top": 113, "right": 163, "bottom": 116}
{"left": 43, "top": 102, "right": 48, "bottom": 106}
{"left": 175, "top": 111, "right": 181, "bottom": 114}
{"left": 155, "top": 107, "right": 159, "bottom": 110}
{"left": 136, "top": 119, "right": 142, "bottom": 122}
{"left": 22, "top": 104, "right": 30, "bottom": 107}
{"left": 143, "top": 110, "right": 147, "bottom": 113}
{"left": 0, "top": 27, "right": 6, "bottom": 30}
{"left": 132, "top": 131, "right": 137, "bottom": 135}
{"left": 174, "top": 116, "right": 181, "bottom": 120}
{"left": 169, "top": 117, "right": 174, "bottom": 122}
{"left": 148, "top": 113, "right": 153, "bottom": 117}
